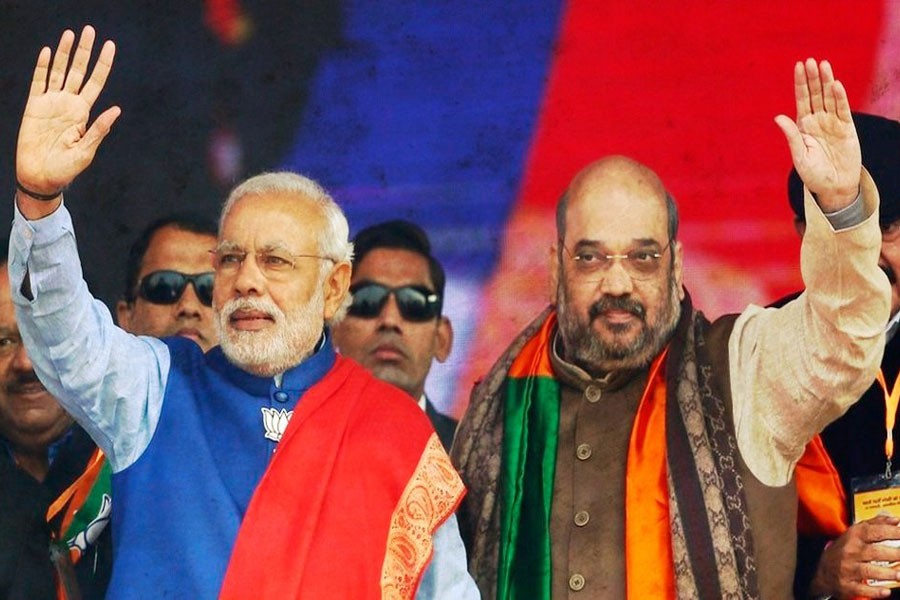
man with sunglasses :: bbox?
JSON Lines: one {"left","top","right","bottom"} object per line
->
{"left": 452, "top": 59, "right": 891, "bottom": 599}
{"left": 116, "top": 213, "right": 218, "bottom": 352}
{"left": 333, "top": 220, "right": 457, "bottom": 450}
{"left": 9, "top": 26, "right": 477, "bottom": 599}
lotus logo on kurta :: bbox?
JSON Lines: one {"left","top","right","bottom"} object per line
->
{"left": 261, "top": 407, "right": 293, "bottom": 442}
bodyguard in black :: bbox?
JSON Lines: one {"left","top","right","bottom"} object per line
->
{"left": 333, "top": 220, "right": 458, "bottom": 450}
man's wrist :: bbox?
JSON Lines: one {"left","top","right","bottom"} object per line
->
{"left": 15, "top": 180, "right": 63, "bottom": 201}
{"left": 821, "top": 189, "right": 865, "bottom": 230}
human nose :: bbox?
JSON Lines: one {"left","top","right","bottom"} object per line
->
{"left": 10, "top": 342, "right": 34, "bottom": 373}
{"left": 377, "top": 293, "right": 404, "bottom": 328}
{"left": 176, "top": 282, "right": 205, "bottom": 316}
{"left": 231, "top": 254, "right": 267, "bottom": 297}
{"left": 598, "top": 258, "right": 635, "bottom": 295}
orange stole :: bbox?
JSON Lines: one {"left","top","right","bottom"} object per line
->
{"left": 624, "top": 349, "right": 675, "bottom": 599}
{"left": 795, "top": 435, "right": 848, "bottom": 538}
{"left": 220, "top": 358, "right": 465, "bottom": 599}
{"left": 507, "top": 314, "right": 556, "bottom": 379}
{"left": 622, "top": 357, "right": 847, "bottom": 597}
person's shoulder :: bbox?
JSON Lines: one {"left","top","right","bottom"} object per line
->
{"left": 160, "top": 336, "right": 210, "bottom": 373}
{"left": 336, "top": 358, "right": 433, "bottom": 431}
{"left": 767, "top": 289, "right": 803, "bottom": 309}
{"left": 161, "top": 335, "right": 206, "bottom": 354}
{"left": 426, "top": 400, "right": 458, "bottom": 428}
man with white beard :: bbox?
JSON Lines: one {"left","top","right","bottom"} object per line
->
{"left": 9, "top": 26, "right": 478, "bottom": 599}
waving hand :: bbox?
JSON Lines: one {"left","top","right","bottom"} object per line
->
{"left": 775, "top": 58, "right": 860, "bottom": 212}
{"left": 15, "top": 26, "right": 120, "bottom": 216}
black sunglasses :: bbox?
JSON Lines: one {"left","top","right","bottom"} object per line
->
{"left": 347, "top": 282, "right": 441, "bottom": 322}
{"left": 137, "top": 271, "right": 214, "bottom": 307}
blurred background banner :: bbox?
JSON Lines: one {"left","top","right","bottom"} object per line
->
{"left": 1, "top": 1, "right": 898, "bottom": 416}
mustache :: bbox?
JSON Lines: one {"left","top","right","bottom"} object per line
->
{"left": 221, "top": 296, "right": 281, "bottom": 320}
{"left": 589, "top": 295, "right": 646, "bottom": 321}
{"left": 6, "top": 371, "right": 46, "bottom": 394}
{"left": 882, "top": 263, "right": 897, "bottom": 286}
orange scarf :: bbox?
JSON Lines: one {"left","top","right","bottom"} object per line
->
{"left": 795, "top": 435, "right": 848, "bottom": 537}
{"left": 624, "top": 348, "right": 674, "bottom": 597}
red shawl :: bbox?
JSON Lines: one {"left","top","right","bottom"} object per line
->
{"left": 220, "top": 357, "right": 465, "bottom": 599}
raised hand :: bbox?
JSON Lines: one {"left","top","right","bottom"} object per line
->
{"left": 775, "top": 58, "right": 860, "bottom": 213}
{"left": 15, "top": 26, "right": 121, "bottom": 211}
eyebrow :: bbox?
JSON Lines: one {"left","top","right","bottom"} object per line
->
{"left": 215, "top": 241, "right": 295, "bottom": 253}
{"left": 215, "top": 240, "right": 243, "bottom": 252}
{"left": 572, "top": 237, "right": 662, "bottom": 251}
{"left": 258, "top": 242, "right": 295, "bottom": 254}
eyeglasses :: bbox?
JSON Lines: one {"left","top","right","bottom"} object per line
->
{"left": 211, "top": 245, "right": 334, "bottom": 279}
{"left": 137, "top": 270, "right": 214, "bottom": 306}
{"left": 562, "top": 240, "right": 672, "bottom": 281}
{"left": 347, "top": 282, "right": 442, "bottom": 322}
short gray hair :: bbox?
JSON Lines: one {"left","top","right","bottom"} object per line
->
{"left": 220, "top": 171, "right": 354, "bottom": 264}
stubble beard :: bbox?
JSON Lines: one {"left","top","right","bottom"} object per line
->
{"left": 557, "top": 272, "right": 682, "bottom": 375}
{"left": 216, "top": 292, "right": 325, "bottom": 377}
{"left": 359, "top": 330, "right": 419, "bottom": 398}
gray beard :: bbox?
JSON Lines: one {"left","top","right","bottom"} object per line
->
{"left": 557, "top": 273, "right": 682, "bottom": 375}
{"left": 216, "top": 292, "right": 325, "bottom": 377}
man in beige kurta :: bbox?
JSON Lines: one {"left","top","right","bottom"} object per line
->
{"left": 452, "top": 59, "right": 891, "bottom": 599}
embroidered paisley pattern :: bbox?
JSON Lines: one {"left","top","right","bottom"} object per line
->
{"left": 381, "top": 433, "right": 465, "bottom": 599}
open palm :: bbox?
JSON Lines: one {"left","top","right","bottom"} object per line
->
{"left": 16, "top": 26, "right": 120, "bottom": 196}
{"left": 775, "top": 59, "right": 860, "bottom": 212}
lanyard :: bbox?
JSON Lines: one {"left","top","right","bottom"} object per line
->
{"left": 876, "top": 369, "right": 900, "bottom": 478}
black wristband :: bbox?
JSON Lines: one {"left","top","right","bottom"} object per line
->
{"left": 15, "top": 180, "right": 62, "bottom": 201}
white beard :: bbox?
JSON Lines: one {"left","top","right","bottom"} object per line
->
{"left": 216, "top": 292, "right": 325, "bottom": 377}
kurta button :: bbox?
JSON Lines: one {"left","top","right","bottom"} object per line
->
{"left": 585, "top": 385, "right": 601, "bottom": 403}
{"left": 273, "top": 391, "right": 289, "bottom": 403}
{"left": 576, "top": 443, "right": 592, "bottom": 460}
{"left": 574, "top": 510, "right": 590, "bottom": 527}
{"left": 569, "top": 573, "right": 585, "bottom": 591}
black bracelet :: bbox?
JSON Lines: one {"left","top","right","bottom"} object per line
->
{"left": 15, "top": 180, "right": 62, "bottom": 201}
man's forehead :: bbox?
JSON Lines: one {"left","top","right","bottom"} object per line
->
{"left": 564, "top": 188, "right": 669, "bottom": 244}
{"left": 353, "top": 247, "right": 433, "bottom": 286}
{"left": 142, "top": 228, "right": 217, "bottom": 272}
{"left": 225, "top": 193, "right": 322, "bottom": 235}
{"left": 221, "top": 218, "right": 320, "bottom": 252}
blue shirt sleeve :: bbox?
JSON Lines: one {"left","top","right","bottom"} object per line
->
{"left": 9, "top": 200, "right": 169, "bottom": 473}
{"left": 416, "top": 514, "right": 480, "bottom": 599}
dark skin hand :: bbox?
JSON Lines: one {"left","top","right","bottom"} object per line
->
{"left": 811, "top": 515, "right": 900, "bottom": 598}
